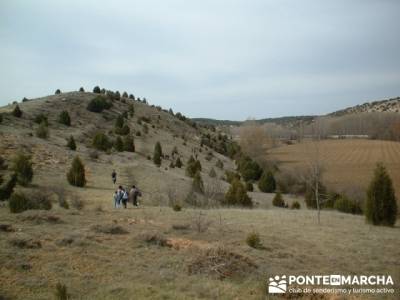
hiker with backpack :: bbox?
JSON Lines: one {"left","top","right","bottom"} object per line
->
{"left": 114, "top": 186, "right": 124, "bottom": 208}
{"left": 129, "top": 185, "right": 142, "bottom": 207}
{"left": 121, "top": 188, "right": 129, "bottom": 209}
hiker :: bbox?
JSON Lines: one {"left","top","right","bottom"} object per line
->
{"left": 121, "top": 188, "right": 129, "bottom": 209}
{"left": 111, "top": 170, "right": 117, "bottom": 185}
{"left": 129, "top": 185, "right": 142, "bottom": 207}
{"left": 114, "top": 186, "right": 123, "bottom": 208}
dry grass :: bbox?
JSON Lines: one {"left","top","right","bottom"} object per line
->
{"left": 269, "top": 139, "right": 400, "bottom": 202}
{"left": 0, "top": 205, "right": 398, "bottom": 299}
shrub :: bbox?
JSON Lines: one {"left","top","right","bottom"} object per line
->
{"left": 93, "top": 86, "right": 101, "bottom": 93}
{"left": 67, "top": 136, "right": 76, "bottom": 150}
{"left": 172, "top": 203, "right": 182, "bottom": 211}
{"left": 92, "top": 224, "right": 127, "bottom": 234}
{"left": 135, "top": 130, "right": 142, "bottom": 136}
{"left": 246, "top": 182, "right": 253, "bottom": 192}
{"left": 12, "top": 104, "right": 22, "bottom": 117}
{"left": 258, "top": 171, "right": 276, "bottom": 193}
{"left": 79, "top": 87, "right": 85, "bottom": 92}
{"left": 366, "top": 163, "right": 397, "bottom": 226}
{"left": 153, "top": 142, "right": 162, "bottom": 167}
{"left": 71, "top": 197, "right": 85, "bottom": 210}
{"left": 291, "top": 201, "right": 301, "bottom": 209}
{"left": 0, "top": 174, "right": 17, "bottom": 200}
{"left": 334, "top": 196, "right": 362, "bottom": 215}
{"left": 225, "top": 171, "right": 240, "bottom": 184}
{"left": 186, "top": 156, "right": 202, "bottom": 177}
{"left": 92, "top": 132, "right": 111, "bottom": 151}
{"left": 0, "top": 113, "right": 3, "bottom": 123}
{"left": 209, "top": 168, "right": 217, "bottom": 178}
{"left": 123, "top": 135, "right": 135, "bottom": 152}
{"left": 169, "top": 161, "right": 175, "bottom": 168}
{"left": 175, "top": 157, "right": 182, "bottom": 168}
{"left": 67, "top": 156, "right": 86, "bottom": 187}
{"left": 34, "top": 114, "right": 48, "bottom": 126}
{"left": 58, "top": 198, "right": 69, "bottom": 209}
{"left": 114, "top": 136, "right": 123, "bottom": 152}
{"left": 58, "top": 111, "right": 71, "bottom": 126}
{"left": 36, "top": 122, "right": 49, "bottom": 139}
{"left": 116, "top": 124, "right": 130, "bottom": 135}
{"left": 55, "top": 89, "right": 61, "bottom": 94}
{"left": 223, "top": 179, "right": 253, "bottom": 207}
{"left": 11, "top": 152, "right": 33, "bottom": 186}
{"left": 246, "top": 231, "right": 262, "bottom": 249}
{"left": 237, "top": 156, "right": 262, "bottom": 181}
{"left": 87, "top": 96, "right": 112, "bottom": 112}
{"left": 89, "top": 150, "right": 99, "bottom": 160}
{"left": 55, "top": 282, "right": 69, "bottom": 300}
{"left": 192, "top": 172, "right": 204, "bottom": 194}
{"left": 129, "top": 94, "right": 135, "bottom": 100}
{"left": 272, "top": 191, "right": 285, "bottom": 207}
{"left": 9, "top": 191, "right": 52, "bottom": 213}
{"left": 22, "top": 97, "right": 29, "bottom": 102}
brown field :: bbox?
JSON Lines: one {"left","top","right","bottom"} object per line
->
{"left": 269, "top": 139, "right": 400, "bottom": 201}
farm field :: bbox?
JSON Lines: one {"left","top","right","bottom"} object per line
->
{"left": 269, "top": 139, "right": 400, "bottom": 202}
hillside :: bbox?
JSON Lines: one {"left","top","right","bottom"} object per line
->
{"left": 193, "top": 96, "right": 400, "bottom": 128}
{"left": 329, "top": 97, "right": 400, "bottom": 117}
{"left": 0, "top": 91, "right": 237, "bottom": 208}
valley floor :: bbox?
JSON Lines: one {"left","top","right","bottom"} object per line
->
{"left": 0, "top": 204, "right": 399, "bottom": 299}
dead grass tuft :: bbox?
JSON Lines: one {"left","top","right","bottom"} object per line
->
{"left": 0, "top": 224, "right": 14, "bottom": 232}
{"left": 18, "top": 211, "right": 62, "bottom": 224}
{"left": 92, "top": 224, "right": 127, "bottom": 234}
{"left": 188, "top": 246, "right": 257, "bottom": 279}
{"left": 140, "top": 232, "right": 168, "bottom": 247}
{"left": 9, "top": 238, "right": 42, "bottom": 249}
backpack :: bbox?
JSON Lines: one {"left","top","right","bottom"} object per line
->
{"left": 122, "top": 191, "right": 129, "bottom": 200}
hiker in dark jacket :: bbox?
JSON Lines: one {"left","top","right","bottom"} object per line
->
{"left": 111, "top": 170, "right": 117, "bottom": 185}
{"left": 129, "top": 185, "right": 142, "bottom": 207}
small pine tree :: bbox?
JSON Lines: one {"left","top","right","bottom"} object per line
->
{"left": 67, "top": 136, "right": 76, "bottom": 150}
{"left": 36, "top": 122, "right": 49, "bottom": 139}
{"left": 12, "top": 104, "right": 22, "bottom": 118}
{"left": 0, "top": 173, "right": 17, "bottom": 200}
{"left": 58, "top": 111, "right": 71, "bottom": 126}
{"left": 272, "top": 191, "right": 285, "bottom": 207}
{"left": 115, "top": 91, "right": 121, "bottom": 100}
{"left": 93, "top": 86, "right": 101, "bottom": 93}
{"left": 153, "top": 142, "right": 162, "bottom": 167}
{"left": 123, "top": 135, "right": 135, "bottom": 152}
{"left": 209, "top": 167, "right": 217, "bottom": 178}
{"left": 115, "top": 115, "right": 124, "bottom": 129}
{"left": 192, "top": 171, "right": 204, "bottom": 194}
{"left": 92, "top": 132, "right": 111, "bottom": 151}
{"left": 11, "top": 153, "right": 33, "bottom": 186}
{"left": 114, "top": 136, "right": 124, "bottom": 152}
{"left": 129, "top": 94, "right": 135, "bottom": 100}
{"left": 122, "top": 91, "right": 128, "bottom": 98}
{"left": 55, "top": 89, "right": 61, "bottom": 94}
{"left": 67, "top": 156, "right": 86, "bottom": 187}
{"left": 79, "top": 87, "right": 85, "bottom": 92}
{"left": 128, "top": 104, "right": 134, "bottom": 117}
{"left": 366, "top": 163, "right": 397, "bottom": 226}
{"left": 258, "top": 170, "right": 276, "bottom": 193}
{"left": 224, "top": 179, "right": 252, "bottom": 207}
{"left": 175, "top": 157, "right": 182, "bottom": 168}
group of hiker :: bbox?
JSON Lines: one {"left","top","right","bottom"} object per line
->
{"left": 111, "top": 170, "right": 142, "bottom": 209}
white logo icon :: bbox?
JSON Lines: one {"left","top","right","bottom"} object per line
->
{"left": 268, "top": 275, "right": 287, "bottom": 293}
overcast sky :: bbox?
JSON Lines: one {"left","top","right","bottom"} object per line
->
{"left": 1, "top": 0, "right": 399, "bottom": 120}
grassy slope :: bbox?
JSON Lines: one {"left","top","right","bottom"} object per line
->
{"left": 0, "top": 206, "right": 399, "bottom": 299}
